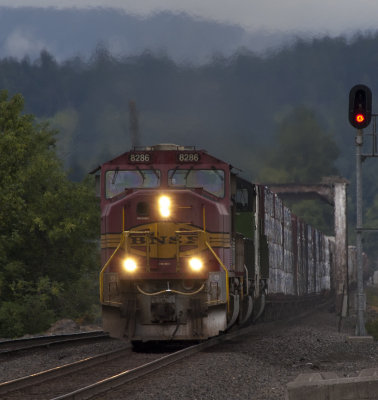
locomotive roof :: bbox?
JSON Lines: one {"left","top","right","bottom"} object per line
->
{"left": 99, "top": 144, "right": 231, "bottom": 167}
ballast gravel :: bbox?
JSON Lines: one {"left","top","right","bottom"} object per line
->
{"left": 97, "top": 309, "right": 378, "bottom": 400}
{"left": 0, "top": 338, "right": 128, "bottom": 384}
{"left": 1, "top": 309, "right": 377, "bottom": 399}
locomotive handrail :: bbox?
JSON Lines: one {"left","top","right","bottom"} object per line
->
{"left": 174, "top": 229, "right": 230, "bottom": 313}
{"left": 175, "top": 229, "right": 205, "bottom": 270}
{"left": 204, "top": 240, "right": 230, "bottom": 313}
{"left": 136, "top": 282, "right": 205, "bottom": 296}
{"left": 100, "top": 230, "right": 153, "bottom": 303}
{"left": 99, "top": 232, "right": 127, "bottom": 303}
{"left": 124, "top": 230, "right": 152, "bottom": 271}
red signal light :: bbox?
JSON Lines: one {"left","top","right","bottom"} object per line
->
{"left": 349, "top": 85, "right": 372, "bottom": 129}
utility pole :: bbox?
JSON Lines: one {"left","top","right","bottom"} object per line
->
{"left": 355, "top": 128, "right": 366, "bottom": 335}
{"left": 348, "top": 84, "right": 372, "bottom": 336}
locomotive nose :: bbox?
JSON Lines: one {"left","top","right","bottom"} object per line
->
{"left": 151, "top": 301, "right": 176, "bottom": 323}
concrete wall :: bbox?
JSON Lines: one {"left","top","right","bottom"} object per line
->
{"left": 373, "top": 270, "right": 378, "bottom": 286}
{"left": 286, "top": 369, "right": 378, "bottom": 400}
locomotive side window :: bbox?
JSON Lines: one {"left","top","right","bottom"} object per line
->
{"left": 168, "top": 169, "right": 225, "bottom": 198}
{"left": 105, "top": 170, "right": 160, "bottom": 198}
{"left": 235, "top": 178, "right": 254, "bottom": 212}
{"left": 236, "top": 188, "right": 249, "bottom": 209}
{"left": 234, "top": 177, "right": 255, "bottom": 239}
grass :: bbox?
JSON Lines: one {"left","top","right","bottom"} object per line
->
{"left": 366, "top": 286, "right": 378, "bottom": 307}
{"left": 366, "top": 286, "right": 378, "bottom": 339}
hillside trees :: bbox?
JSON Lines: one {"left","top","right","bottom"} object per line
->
{"left": 258, "top": 107, "right": 340, "bottom": 183}
{"left": 258, "top": 107, "right": 340, "bottom": 234}
{"left": 0, "top": 91, "right": 99, "bottom": 337}
{"left": 0, "top": 35, "right": 375, "bottom": 183}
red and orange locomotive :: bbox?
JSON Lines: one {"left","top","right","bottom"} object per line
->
{"left": 99, "top": 143, "right": 332, "bottom": 343}
{"left": 99, "top": 144, "right": 260, "bottom": 342}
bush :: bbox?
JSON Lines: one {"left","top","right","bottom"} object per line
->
{"left": 366, "top": 319, "right": 378, "bottom": 340}
{"left": 0, "top": 297, "right": 55, "bottom": 338}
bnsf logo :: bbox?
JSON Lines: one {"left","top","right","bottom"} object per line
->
{"left": 130, "top": 235, "right": 197, "bottom": 245}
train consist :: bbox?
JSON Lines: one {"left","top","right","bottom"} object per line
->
{"left": 99, "top": 144, "right": 333, "bottom": 343}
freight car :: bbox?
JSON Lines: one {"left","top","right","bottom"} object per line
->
{"left": 98, "top": 144, "right": 333, "bottom": 342}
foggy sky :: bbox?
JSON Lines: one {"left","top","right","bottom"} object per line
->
{"left": 1, "top": 0, "right": 377, "bottom": 34}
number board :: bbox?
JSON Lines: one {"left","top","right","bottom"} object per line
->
{"left": 128, "top": 153, "right": 151, "bottom": 163}
{"left": 177, "top": 153, "right": 201, "bottom": 163}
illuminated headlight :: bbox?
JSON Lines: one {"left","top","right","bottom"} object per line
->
{"left": 158, "top": 195, "right": 171, "bottom": 217}
{"left": 189, "top": 257, "right": 203, "bottom": 272}
{"left": 123, "top": 257, "right": 137, "bottom": 272}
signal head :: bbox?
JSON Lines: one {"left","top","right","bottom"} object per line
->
{"left": 349, "top": 84, "right": 372, "bottom": 129}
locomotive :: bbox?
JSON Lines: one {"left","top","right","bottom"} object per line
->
{"left": 98, "top": 144, "right": 332, "bottom": 342}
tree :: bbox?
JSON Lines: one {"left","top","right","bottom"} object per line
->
{"left": 258, "top": 107, "right": 339, "bottom": 183}
{"left": 0, "top": 91, "right": 100, "bottom": 337}
{"left": 258, "top": 107, "right": 340, "bottom": 234}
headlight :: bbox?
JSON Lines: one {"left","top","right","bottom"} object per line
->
{"left": 159, "top": 195, "right": 171, "bottom": 217}
{"left": 123, "top": 257, "right": 137, "bottom": 272}
{"left": 189, "top": 257, "right": 203, "bottom": 272}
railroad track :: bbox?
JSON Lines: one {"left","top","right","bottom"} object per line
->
{"left": 0, "top": 331, "right": 109, "bottom": 355}
{"left": 0, "top": 334, "right": 228, "bottom": 400}
{"left": 0, "top": 300, "right": 332, "bottom": 400}
{"left": 0, "top": 347, "right": 132, "bottom": 398}
{"left": 53, "top": 332, "right": 251, "bottom": 400}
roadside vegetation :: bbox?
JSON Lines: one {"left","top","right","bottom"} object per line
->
{"left": 366, "top": 286, "right": 378, "bottom": 340}
{"left": 0, "top": 91, "right": 100, "bottom": 337}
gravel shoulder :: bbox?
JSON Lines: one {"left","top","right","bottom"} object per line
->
{"left": 1, "top": 309, "right": 377, "bottom": 400}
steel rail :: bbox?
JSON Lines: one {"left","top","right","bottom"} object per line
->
{"left": 0, "top": 347, "right": 130, "bottom": 395}
{"left": 50, "top": 338, "right": 228, "bottom": 400}
{"left": 0, "top": 331, "right": 109, "bottom": 355}
{"left": 50, "top": 299, "right": 334, "bottom": 400}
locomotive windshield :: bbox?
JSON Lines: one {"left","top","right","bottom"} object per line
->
{"left": 105, "top": 169, "right": 160, "bottom": 198}
{"left": 168, "top": 169, "right": 224, "bottom": 198}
